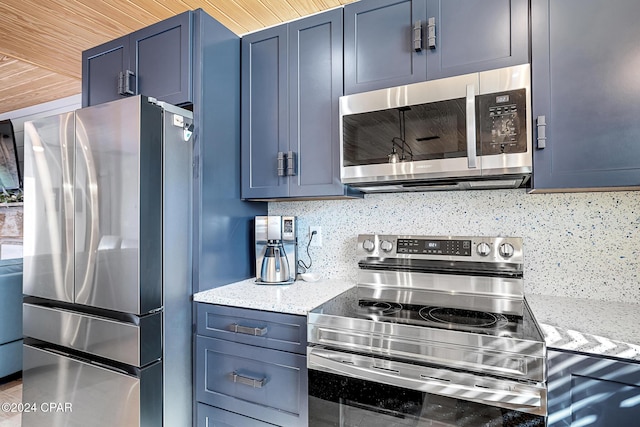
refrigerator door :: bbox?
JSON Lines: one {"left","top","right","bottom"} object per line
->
{"left": 22, "top": 344, "right": 161, "bottom": 427}
{"left": 74, "top": 96, "right": 163, "bottom": 314}
{"left": 23, "top": 113, "right": 75, "bottom": 303}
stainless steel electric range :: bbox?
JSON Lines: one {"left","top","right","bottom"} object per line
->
{"left": 307, "top": 234, "right": 547, "bottom": 426}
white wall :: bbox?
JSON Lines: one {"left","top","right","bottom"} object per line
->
{"left": 0, "top": 95, "right": 81, "bottom": 181}
{"left": 269, "top": 189, "right": 640, "bottom": 303}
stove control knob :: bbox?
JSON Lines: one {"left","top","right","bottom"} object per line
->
{"left": 499, "top": 243, "right": 515, "bottom": 258}
{"left": 476, "top": 242, "right": 491, "bottom": 257}
{"left": 380, "top": 240, "right": 393, "bottom": 253}
{"left": 363, "top": 239, "right": 375, "bottom": 252}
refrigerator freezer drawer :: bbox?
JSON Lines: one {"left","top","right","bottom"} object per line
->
{"left": 23, "top": 303, "right": 161, "bottom": 367}
{"left": 22, "top": 344, "right": 161, "bottom": 427}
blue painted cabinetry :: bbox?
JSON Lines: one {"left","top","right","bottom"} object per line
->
{"left": 344, "top": 0, "right": 529, "bottom": 94}
{"left": 241, "top": 9, "right": 356, "bottom": 200}
{"left": 548, "top": 350, "right": 640, "bottom": 426}
{"left": 82, "top": 11, "right": 192, "bottom": 107}
{"left": 194, "top": 303, "right": 308, "bottom": 426}
{"left": 531, "top": 0, "right": 640, "bottom": 190}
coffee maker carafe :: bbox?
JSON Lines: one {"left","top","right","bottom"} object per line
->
{"left": 255, "top": 216, "right": 297, "bottom": 284}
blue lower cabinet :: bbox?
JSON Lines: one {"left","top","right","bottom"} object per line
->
{"left": 196, "top": 404, "right": 277, "bottom": 427}
{"left": 194, "top": 304, "right": 308, "bottom": 427}
{"left": 548, "top": 349, "right": 640, "bottom": 426}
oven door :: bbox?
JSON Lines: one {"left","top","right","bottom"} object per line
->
{"left": 308, "top": 347, "right": 546, "bottom": 426}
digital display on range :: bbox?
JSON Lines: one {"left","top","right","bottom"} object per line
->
{"left": 397, "top": 239, "right": 471, "bottom": 256}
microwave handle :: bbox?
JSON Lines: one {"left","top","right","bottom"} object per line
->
{"left": 466, "top": 84, "right": 477, "bottom": 168}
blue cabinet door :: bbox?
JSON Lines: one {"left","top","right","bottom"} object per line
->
{"left": 548, "top": 350, "right": 640, "bottom": 426}
{"left": 133, "top": 11, "right": 192, "bottom": 106}
{"left": 82, "top": 37, "right": 130, "bottom": 107}
{"left": 531, "top": 0, "right": 640, "bottom": 190}
{"left": 241, "top": 25, "right": 289, "bottom": 199}
{"left": 288, "top": 9, "right": 345, "bottom": 198}
{"left": 82, "top": 11, "right": 192, "bottom": 107}
{"left": 425, "top": 0, "right": 529, "bottom": 80}
{"left": 344, "top": 0, "right": 428, "bottom": 95}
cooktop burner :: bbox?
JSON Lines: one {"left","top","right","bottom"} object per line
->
{"left": 351, "top": 297, "right": 522, "bottom": 337}
{"left": 359, "top": 300, "right": 403, "bottom": 316}
{"left": 419, "top": 306, "right": 508, "bottom": 329}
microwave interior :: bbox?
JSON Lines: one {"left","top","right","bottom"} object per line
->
{"left": 342, "top": 89, "right": 527, "bottom": 167}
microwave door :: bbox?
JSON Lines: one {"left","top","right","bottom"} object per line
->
{"left": 341, "top": 106, "right": 482, "bottom": 184}
{"left": 340, "top": 73, "right": 482, "bottom": 184}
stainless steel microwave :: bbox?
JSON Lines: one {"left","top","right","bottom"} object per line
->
{"left": 340, "top": 64, "right": 532, "bottom": 192}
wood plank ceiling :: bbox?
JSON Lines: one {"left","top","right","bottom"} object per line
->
{"left": 0, "top": 0, "right": 355, "bottom": 115}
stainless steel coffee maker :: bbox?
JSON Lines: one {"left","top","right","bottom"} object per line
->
{"left": 255, "top": 216, "right": 297, "bottom": 284}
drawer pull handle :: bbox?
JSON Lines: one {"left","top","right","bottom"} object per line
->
{"left": 229, "top": 323, "right": 268, "bottom": 336}
{"left": 232, "top": 372, "right": 266, "bottom": 388}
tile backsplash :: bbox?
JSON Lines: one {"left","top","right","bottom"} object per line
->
{"left": 269, "top": 189, "right": 640, "bottom": 303}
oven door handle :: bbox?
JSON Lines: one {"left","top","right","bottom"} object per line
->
{"left": 308, "top": 347, "right": 545, "bottom": 415}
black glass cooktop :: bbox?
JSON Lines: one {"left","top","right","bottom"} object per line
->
{"left": 313, "top": 287, "right": 543, "bottom": 341}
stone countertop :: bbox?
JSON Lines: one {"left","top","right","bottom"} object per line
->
{"left": 527, "top": 294, "right": 640, "bottom": 361}
{"left": 193, "top": 277, "right": 355, "bottom": 316}
{"left": 194, "top": 281, "right": 640, "bottom": 361}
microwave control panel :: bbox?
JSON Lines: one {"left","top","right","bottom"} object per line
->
{"left": 477, "top": 88, "right": 527, "bottom": 155}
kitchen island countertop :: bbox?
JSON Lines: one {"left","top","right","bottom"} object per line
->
{"left": 193, "top": 277, "right": 355, "bottom": 316}
{"left": 527, "top": 294, "right": 640, "bottom": 361}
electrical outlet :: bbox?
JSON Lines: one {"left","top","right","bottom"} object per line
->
{"left": 309, "top": 226, "right": 322, "bottom": 247}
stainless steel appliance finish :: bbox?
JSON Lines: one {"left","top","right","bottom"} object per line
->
{"left": 23, "top": 303, "right": 161, "bottom": 367}
{"left": 255, "top": 215, "right": 297, "bottom": 284}
{"left": 307, "top": 234, "right": 547, "bottom": 424}
{"left": 23, "top": 345, "right": 161, "bottom": 427}
{"left": 308, "top": 347, "right": 547, "bottom": 414}
{"left": 22, "top": 96, "right": 194, "bottom": 426}
{"left": 340, "top": 64, "right": 532, "bottom": 192}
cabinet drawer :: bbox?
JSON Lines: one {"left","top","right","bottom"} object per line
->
{"left": 196, "top": 303, "right": 306, "bottom": 354}
{"left": 195, "top": 336, "right": 308, "bottom": 427}
{"left": 196, "top": 403, "right": 277, "bottom": 427}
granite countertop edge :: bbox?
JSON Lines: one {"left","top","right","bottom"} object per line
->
{"left": 193, "top": 281, "right": 640, "bottom": 362}
{"left": 193, "top": 277, "right": 355, "bottom": 316}
{"left": 527, "top": 293, "right": 640, "bottom": 362}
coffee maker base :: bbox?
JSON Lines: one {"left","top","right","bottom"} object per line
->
{"left": 254, "top": 278, "right": 296, "bottom": 286}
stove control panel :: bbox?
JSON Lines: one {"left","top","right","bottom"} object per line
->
{"left": 358, "top": 234, "right": 523, "bottom": 264}
{"left": 397, "top": 238, "right": 471, "bottom": 256}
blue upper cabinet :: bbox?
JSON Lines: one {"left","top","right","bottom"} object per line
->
{"left": 344, "top": 0, "right": 428, "bottom": 95}
{"left": 242, "top": 9, "right": 358, "bottom": 200}
{"left": 344, "top": 0, "right": 529, "bottom": 95}
{"left": 531, "top": 0, "right": 640, "bottom": 191}
{"left": 82, "top": 11, "right": 192, "bottom": 107}
{"left": 425, "top": 0, "right": 529, "bottom": 81}
{"left": 241, "top": 24, "right": 289, "bottom": 199}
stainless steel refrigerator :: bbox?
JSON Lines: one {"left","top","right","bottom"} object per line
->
{"left": 22, "top": 95, "right": 194, "bottom": 426}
